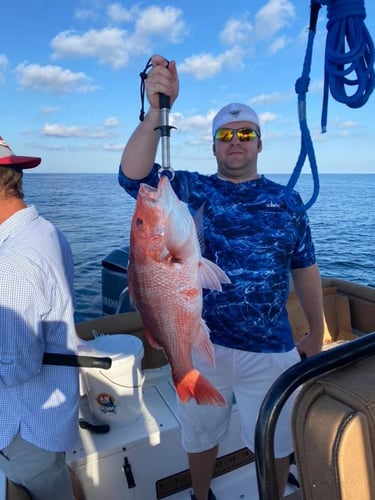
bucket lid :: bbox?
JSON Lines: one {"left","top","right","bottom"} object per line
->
{"left": 82, "top": 334, "right": 143, "bottom": 359}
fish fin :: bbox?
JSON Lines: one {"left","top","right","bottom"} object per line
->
{"left": 175, "top": 369, "right": 226, "bottom": 407}
{"left": 143, "top": 327, "right": 163, "bottom": 350}
{"left": 194, "top": 320, "right": 215, "bottom": 368}
{"left": 193, "top": 202, "right": 206, "bottom": 255}
{"left": 127, "top": 266, "right": 137, "bottom": 308}
{"left": 127, "top": 278, "right": 140, "bottom": 313}
{"left": 167, "top": 219, "right": 190, "bottom": 253}
{"left": 165, "top": 199, "right": 192, "bottom": 254}
{"left": 198, "top": 258, "right": 231, "bottom": 290}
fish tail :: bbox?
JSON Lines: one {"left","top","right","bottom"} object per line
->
{"left": 175, "top": 369, "right": 226, "bottom": 407}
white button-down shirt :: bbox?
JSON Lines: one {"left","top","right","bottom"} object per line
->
{"left": 0, "top": 206, "right": 79, "bottom": 451}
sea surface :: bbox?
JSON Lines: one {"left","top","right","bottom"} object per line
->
{"left": 23, "top": 173, "right": 375, "bottom": 323}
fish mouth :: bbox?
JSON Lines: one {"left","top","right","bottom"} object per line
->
{"left": 139, "top": 182, "right": 159, "bottom": 201}
{"left": 139, "top": 177, "right": 175, "bottom": 206}
{"left": 137, "top": 177, "right": 176, "bottom": 219}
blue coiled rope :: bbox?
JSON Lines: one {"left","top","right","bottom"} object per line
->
{"left": 322, "top": 0, "right": 375, "bottom": 131}
{"left": 285, "top": 0, "right": 374, "bottom": 212}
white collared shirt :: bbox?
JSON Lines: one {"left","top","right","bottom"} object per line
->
{"left": 0, "top": 206, "right": 79, "bottom": 451}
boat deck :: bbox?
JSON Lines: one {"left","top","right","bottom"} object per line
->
{"left": 66, "top": 365, "right": 299, "bottom": 499}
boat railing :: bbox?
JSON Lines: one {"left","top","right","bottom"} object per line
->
{"left": 254, "top": 330, "right": 375, "bottom": 500}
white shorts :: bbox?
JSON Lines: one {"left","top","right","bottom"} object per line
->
{"left": 176, "top": 344, "right": 301, "bottom": 458}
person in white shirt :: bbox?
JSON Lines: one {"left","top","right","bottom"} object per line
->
{"left": 0, "top": 137, "right": 80, "bottom": 500}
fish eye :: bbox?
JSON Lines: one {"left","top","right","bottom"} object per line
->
{"left": 136, "top": 217, "right": 143, "bottom": 228}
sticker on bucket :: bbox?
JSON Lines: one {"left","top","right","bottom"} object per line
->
{"left": 95, "top": 392, "right": 117, "bottom": 415}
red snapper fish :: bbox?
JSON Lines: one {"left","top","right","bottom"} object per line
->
{"left": 128, "top": 175, "right": 230, "bottom": 406}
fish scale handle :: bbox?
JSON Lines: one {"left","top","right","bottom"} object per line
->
{"left": 159, "top": 93, "right": 170, "bottom": 110}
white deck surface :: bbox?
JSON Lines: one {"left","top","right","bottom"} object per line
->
{"left": 1, "top": 365, "right": 299, "bottom": 499}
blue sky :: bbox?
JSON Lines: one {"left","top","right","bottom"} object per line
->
{"left": 2, "top": 0, "right": 375, "bottom": 175}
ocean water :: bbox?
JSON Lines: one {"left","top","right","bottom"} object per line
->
{"left": 22, "top": 173, "right": 375, "bottom": 323}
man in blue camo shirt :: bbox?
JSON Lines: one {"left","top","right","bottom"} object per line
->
{"left": 119, "top": 55, "right": 324, "bottom": 500}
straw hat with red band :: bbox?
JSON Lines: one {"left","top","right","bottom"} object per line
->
{"left": 0, "top": 137, "right": 41, "bottom": 169}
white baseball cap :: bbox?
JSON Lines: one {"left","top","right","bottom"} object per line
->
{"left": 212, "top": 103, "right": 260, "bottom": 138}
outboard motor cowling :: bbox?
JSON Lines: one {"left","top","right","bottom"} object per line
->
{"left": 101, "top": 246, "right": 132, "bottom": 315}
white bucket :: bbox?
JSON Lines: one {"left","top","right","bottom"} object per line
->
{"left": 80, "top": 334, "right": 144, "bottom": 426}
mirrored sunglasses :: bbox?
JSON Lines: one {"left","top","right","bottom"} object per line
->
{"left": 214, "top": 127, "right": 260, "bottom": 142}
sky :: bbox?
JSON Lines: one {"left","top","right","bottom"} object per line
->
{"left": 1, "top": 0, "right": 375, "bottom": 175}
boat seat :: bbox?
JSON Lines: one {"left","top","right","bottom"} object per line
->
{"left": 291, "top": 351, "right": 375, "bottom": 499}
{"left": 287, "top": 286, "right": 356, "bottom": 346}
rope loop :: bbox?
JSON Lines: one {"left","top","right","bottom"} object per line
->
{"left": 285, "top": 19, "right": 320, "bottom": 213}
{"left": 139, "top": 57, "right": 152, "bottom": 121}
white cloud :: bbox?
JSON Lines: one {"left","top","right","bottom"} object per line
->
{"left": 42, "top": 124, "right": 86, "bottom": 137}
{"left": 42, "top": 123, "right": 112, "bottom": 138}
{"left": 171, "top": 111, "right": 212, "bottom": 133}
{"left": 310, "top": 79, "right": 324, "bottom": 92}
{"left": 107, "top": 3, "right": 135, "bottom": 23}
{"left": 103, "top": 116, "right": 119, "bottom": 127}
{"left": 338, "top": 121, "right": 356, "bottom": 130}
{"left": 51, "top": 28, "right": 131, "bottom": 69}
{"left": 220, "top": 18, "right": 253, "bottom": 45}
{"left": 258, "top": 111, "right": 279, "bottom": 125}
{"left": 268, "top": 35, "right": 288, "bottom": 54}
{"left": 179, "top": 48, "right": 245, "bottom": 80}
{"left": 176, "top": 3, "right": 296, "bottom": 82}
{"left": 102, "top": 142, "right": 124, "bottom": 151}
{"left": 330, "top": 116, "right": 357, "bottom": 131}
{"left": 254, "top": 0, "right": 295, "bottom": 39}
{"left": 250, "top": 91, "right": 291, "bottom": 106}
{"left": 40, "top": 106, "right": 61, "bottom": 114}
{"left": 50, "top": 7, "right": 186, "bottom": 69}
{"left": 179, "top": 53, "right": 222, "bottom": 79}
{"left": 135, "top": 6, "right": 186, "bottom": 43}
{"left": 15, "top": 63, "right": 97, "bottom": 94}
{"left": 74, "top": 9, "right": 97, "bottom": 22}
